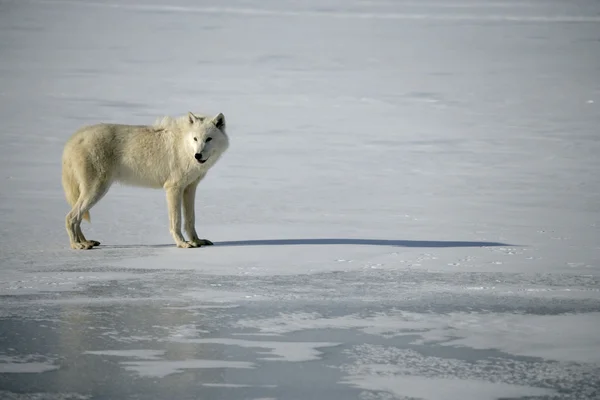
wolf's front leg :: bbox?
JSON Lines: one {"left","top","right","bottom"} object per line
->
{"left": 166, "top": 186, "right": 192, "bottom": 248}
{"left": 183, "top": 179, "right": 213, "bottom": 247}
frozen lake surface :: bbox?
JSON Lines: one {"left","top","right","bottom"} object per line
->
{"left": 1, "top": 0, "right": 599, "bottom": 399}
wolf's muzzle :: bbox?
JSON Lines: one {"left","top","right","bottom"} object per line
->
{"left": 195, "top": 153, "right": 208, "bottom": 164}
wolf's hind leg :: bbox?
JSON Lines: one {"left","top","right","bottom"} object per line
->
{"left": 76, "top": 225, "right": 101, "bottom": 247}
{"left": 67, "top": 180, "right": 110, "bottom": 250}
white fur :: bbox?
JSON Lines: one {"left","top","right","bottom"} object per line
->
{"left": 61, "top": 112, "right": 229, "bottom": 249}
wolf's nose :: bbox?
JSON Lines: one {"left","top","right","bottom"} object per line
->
{"left": 195, "top": 153, "right": 203, "bottom": 161}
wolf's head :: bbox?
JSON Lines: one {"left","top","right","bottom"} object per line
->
{"left": 186, "top": 112, "right": 229, "bottom": 166}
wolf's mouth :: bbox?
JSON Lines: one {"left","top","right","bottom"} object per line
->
{"left": 197, "top": 157, "right": 209, "bottom": 164}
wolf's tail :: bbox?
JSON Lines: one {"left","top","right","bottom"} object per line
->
{"left": 62, "top": 161, "right": 90, "bottom": 222}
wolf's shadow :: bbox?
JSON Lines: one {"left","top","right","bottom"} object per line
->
{"left": 215, "top": 238, "right": 511, "bottom": 247}
{"left": 103, "top": 238, "right": 512, "bottom": 249}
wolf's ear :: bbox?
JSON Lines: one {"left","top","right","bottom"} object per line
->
{"left": 211, "top": 113, "right": 225, "bottom": 130}
{"left": 188, "top": 112, "right": 199, "bottom": 124}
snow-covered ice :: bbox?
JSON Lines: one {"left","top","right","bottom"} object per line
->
{"left": 1, "top": 0, "right": 599, "bottom": 399}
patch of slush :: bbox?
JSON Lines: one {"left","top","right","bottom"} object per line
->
{"left": 5, "top": 297, "right": 183, "bottom": 306}
{"left": 99, "top": 332, "right": 156, "bottom": 344}
{"left": 82, "top": 348, "right": 256, "bottom": 377}
{"left": 0, "top": 363, "right": 59, "bottom": 374}
{"left": 236, "top": 311, "right": 600, "bottom": 363}
{"left": 163, "top": 304, "right": 240, "bottom": 310}
{"left": 121, "top": 359, "right": 255, "bottom": 378}
{"left": 0, "top": 355, "right": 59, "bottom": 373}
{"left": 83, "top": 349, "right": 165, "bottom": 360}
{"left": 202, "top": 383, "right": 277, "bottom": 388}
{"left": 171, "top": 337, "right": 340, "bottom": 362}
{"left": 409, "top": 312, "right": 600, "bottom": 364}
{"left": 341, "top": 345, "right": 598, "bottom": 399}
{"left": 181, "top": 289, "right": 267, "bottom": 303}
{"left": 346, "top": 375, "right": 554, "bottom": 400}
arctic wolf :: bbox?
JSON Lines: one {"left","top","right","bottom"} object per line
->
{"left": 61, "top": 112, "right": 229, "bottom": 249}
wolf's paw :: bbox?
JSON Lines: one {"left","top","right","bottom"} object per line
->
{"left": 189, "top": 239, "right": 213, "bottom": 247}
{"left": 71, "top": 242, "right": 94, "bottom": 250}
{"left": 177, "top": 241, "right": 194, "bottom": 248}
{"left": 85, "top": 240, "right": 101, "bottom": 247}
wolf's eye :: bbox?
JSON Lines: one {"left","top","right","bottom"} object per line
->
{"left": 205, "top": 137, "right": 213, "bottom": 143}
{"left": 193, "top": 137, "right": 198, "bottom": 142}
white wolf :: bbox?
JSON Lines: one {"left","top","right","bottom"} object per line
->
{"left": 61, "top": 112, "right": 229, "bottom": 249}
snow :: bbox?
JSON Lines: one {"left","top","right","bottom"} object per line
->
{"left": 1, "top": 0, "right": 599, "bottom": 398}
{"left": 344, "top": 375, "right": 555, "bottom": 400}
{"left": 0, "top": 355, "right": 59, "bottom": 374}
